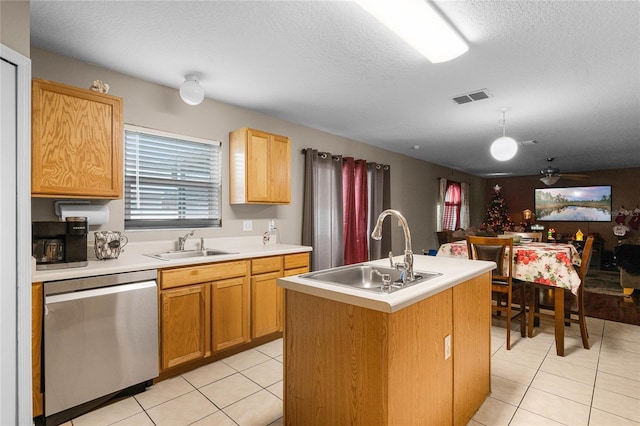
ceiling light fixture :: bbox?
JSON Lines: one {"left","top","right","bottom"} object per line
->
{"left": 354, "top": 0, "right": 468, "bottom": 63}
{"left": 179, "top": 75, "right": 205, "bottom": 106}
{"left": 490, "top": 108, "right": 518, "bottom": 161}
{"left": 540, "top": 175, "right": 560, "bottom": 186}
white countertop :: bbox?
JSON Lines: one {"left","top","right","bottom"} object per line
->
{"left": 277, "top": 255, "right": 495, "bottom": 313}
{"left": 32, "top": 236, "right": 311, "bottom": 282}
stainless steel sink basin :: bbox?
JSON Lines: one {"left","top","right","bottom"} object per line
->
{"left": 145, "top": 249, "right": 238, "bottom": 261}
{"left": 301, "top": 264, "right": 441, "bottom": 294}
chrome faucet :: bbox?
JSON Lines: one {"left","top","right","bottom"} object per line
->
{"left": 177, "top": 230, "right": 195, "bottom": 251}
{"left": 371, "top": 209, "right": 414, "bottom": 284}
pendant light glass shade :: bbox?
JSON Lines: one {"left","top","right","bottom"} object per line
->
{"left": 490, "top": 109, "right": 518, "bottom": 161}
{"left": 540, "top": 175, "right": 560, "bottom": 185}
{"left": 179, "top": 75, "right": 205, "bottom": 105}
{"left": 490, "top": 136, "right": 518, "bottom": 161}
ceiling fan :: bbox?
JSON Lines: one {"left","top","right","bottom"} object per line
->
{"left": 539, "top": 158, "right": 588, "bottom": 185}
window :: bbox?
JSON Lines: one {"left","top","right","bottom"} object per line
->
{"left": 124, "top": 125, "right": 222, "bottom": 230}
{"left": 443, "top": 181, "right": 462, "bottom": 231}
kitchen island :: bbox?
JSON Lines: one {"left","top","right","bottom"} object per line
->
{"left": 277, "top": 255, "right": 495, "bottom": 426}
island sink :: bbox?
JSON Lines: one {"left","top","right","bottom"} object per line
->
{"left": 301, "top": 264, "right": 441, "bottom": 293}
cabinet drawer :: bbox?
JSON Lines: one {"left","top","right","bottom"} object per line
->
{"left": 252, "top": 256, "right": 283, "bottom": 275}
{"left": 284, "top": 253, "right": 309, "bottom": 270}
{"left": 284, "top": 266, "right": 309, "bottom": 277}
{"left": 160, "top": 261, "right": 249, "bottom": 289}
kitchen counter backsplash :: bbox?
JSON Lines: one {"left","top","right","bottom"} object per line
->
{"left": 32, "top": 236, "right": 311, "bottom": 283}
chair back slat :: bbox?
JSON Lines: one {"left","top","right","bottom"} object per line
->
{"left": 578, "top": 236, "right": 594, "bottom": 283}
{"left": 503, "top": 231, "right": 543, "bottom": 242}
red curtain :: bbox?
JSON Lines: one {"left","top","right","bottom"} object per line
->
{"left": 443, "top": 181, "right": 462, "bottom": 230}
{"left": 343, "top": 158, "right": 369, "bottom": 265}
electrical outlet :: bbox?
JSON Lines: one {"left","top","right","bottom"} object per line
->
{"left": 243, "top": 220, "right": 252, "bottom": 231}
{"left": 444, "top": 334, "right": 451, "bottom": 360}
{"left": 268, "top": 219, "right": 276, "bottom": 232}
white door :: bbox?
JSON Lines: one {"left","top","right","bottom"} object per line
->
{"left": 0, "top": 55, "right": 19, "bottom": 426}
{"left": 1, "top": 44, "right": 32, "bottom": 424}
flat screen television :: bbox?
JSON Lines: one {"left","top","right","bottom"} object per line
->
{"left": 534, "top": 185, "right": 612, "bottom": 222}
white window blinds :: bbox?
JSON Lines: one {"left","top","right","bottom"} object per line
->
{"left": 124, "top": 126, "right": 222, "bottom": 230}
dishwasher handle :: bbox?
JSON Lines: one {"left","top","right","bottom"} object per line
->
{"left": 45, "top": 280, "right": 157, "bottom": 309}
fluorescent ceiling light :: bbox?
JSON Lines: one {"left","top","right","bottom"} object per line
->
{"left": 355, "top": 0, "right": 468, "bottom": 63}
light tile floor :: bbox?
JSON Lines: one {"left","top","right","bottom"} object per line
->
{"left": 65, "top": 317, "right": 639, "bottom": 426}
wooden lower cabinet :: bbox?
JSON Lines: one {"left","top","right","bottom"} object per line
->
{"left": 252, "top": 271, "right": 282, "bottom": 338}
{"left": 159, "top": 260, "right": 251, "bottom": 372}
{"left": 251, "top": 253, "right": 310, "bottom": 338}
{"left": 212, "top": 277, "right": 250, "bottom": 352}
{"left": 32, "top": 282, "right": 43, "bottom": 417}
{"left": 160, "top": 284, "right": 208, "bottom": 370}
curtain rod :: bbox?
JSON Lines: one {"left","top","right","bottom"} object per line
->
{"left": 301, "top": 148, "right": 389, "bottom": 169}
{"left": 437, "top": 177, "right": 471, "bottom": 185}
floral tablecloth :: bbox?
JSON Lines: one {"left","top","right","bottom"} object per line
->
{"left": 437, "top": 241, "right": 583, "bottom": 295}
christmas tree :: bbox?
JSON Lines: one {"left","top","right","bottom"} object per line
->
{"left": 482, "top": 185, "right": 514, "bottom": 232}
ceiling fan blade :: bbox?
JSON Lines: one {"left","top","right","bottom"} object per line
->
{"left": 558, "top": 173, "right": 588, "bottom": 179}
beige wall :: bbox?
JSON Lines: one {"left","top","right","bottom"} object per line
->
{"left": 0, "top": 0, "right": 30, "bottom": 57}
{"left": 30, "top": 47, "right": 486, "bottom": 254}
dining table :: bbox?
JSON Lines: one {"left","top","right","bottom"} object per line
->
{"left": 436, "top": 240, "right": 583, "bottom": 295}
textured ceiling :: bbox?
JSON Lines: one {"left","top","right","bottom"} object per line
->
{"left": 29, "top": 0, "right": 640, "bottom": 178}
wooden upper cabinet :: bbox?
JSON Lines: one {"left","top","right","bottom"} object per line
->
{"left": 229, "top": 127, "right": 291, "bottom": 204}
{"left": 31, "top": 79, "right": 123, "bottom": 198}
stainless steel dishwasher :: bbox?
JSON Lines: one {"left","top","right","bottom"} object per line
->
{"left": 43, "top": 270, "right": 159, "bottom": 425}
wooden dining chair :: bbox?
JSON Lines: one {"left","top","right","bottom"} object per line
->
{"left": 466, "top": 236, "right": 526, "bottom": 350}
{"left": 435, "top": 231, "right": 452, "bottom": 246}
{"left": 502, "top": 231, "right": 543, "bottom": 242}
{"left": 527, "top": 236, "right": 593, "bottom": 356}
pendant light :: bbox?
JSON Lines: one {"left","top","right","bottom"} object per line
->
{"left": 490, "top": 108, "right": 518, "bottom": 161}
{"left": 179, "top": 75, "right": 205, "bottom": 106}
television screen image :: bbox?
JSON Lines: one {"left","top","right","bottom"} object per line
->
{"left": 534, "top": 185, "right": 612, "bottom": 222}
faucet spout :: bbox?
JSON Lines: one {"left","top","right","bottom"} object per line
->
{"left": 178, "top": 230, "right": 195, "bottom": 251}
{"left": 371, "top": 209, "right": 414, "bottom": 283}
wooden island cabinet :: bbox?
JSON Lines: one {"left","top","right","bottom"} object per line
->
{"left": 280, "top": 261, "right": 492, "bottom": 426}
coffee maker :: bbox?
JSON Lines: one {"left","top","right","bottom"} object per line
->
{"left": 32, "top": 217, "right": 88, "bottom": 270}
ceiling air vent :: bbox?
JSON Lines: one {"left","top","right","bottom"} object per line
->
{"left": 451, "top": 89, "right": 492, "bottom": 105}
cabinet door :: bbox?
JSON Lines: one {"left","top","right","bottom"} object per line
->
{"left": 251, "top": 271, "right": 282, "bottom": 338}
{"left": 31, "top": 79, "right": 123, "bottom": 198}
{"left": 212, "top": 276, "right": 250, "bottom": 352}
{"left": 160, "top": 284, "right": 208, "bottom": 370}
{"left": 269, "top": 134, "right": 290, "bottom": 203}
{"left": 246, "top": 129, "right": 271, "bottom": 202}
{"left": 32, "top": 283, "right": 43, "bottom": 417}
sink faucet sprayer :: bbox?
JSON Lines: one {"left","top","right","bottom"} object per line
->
{"left": 177, "top": 230, "right": 195, "bottom": 251}
{"left": 371, "top": 209, "right": 414, "bottom": 284}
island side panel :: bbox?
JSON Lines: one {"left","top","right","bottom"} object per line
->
{"left": 284, "top": 290, "right": 388, "bottom": 425}
{"left": 284, "top": 287, "right": 457, "bottom": 425}
{"left": 387, "top": 288, "right": 453, "bottom": 425}
{"left": 452, "top": 272, "right": 492, "bottom": 426}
